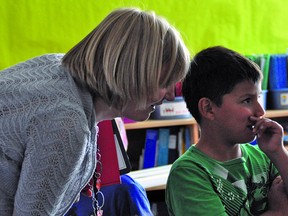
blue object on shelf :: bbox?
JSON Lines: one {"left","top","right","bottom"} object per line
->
{"left": 269, "top": 55, "right": 288, "bottom": 89}
{"left": 269, "top": 88, "right": 288, "bottom": 110}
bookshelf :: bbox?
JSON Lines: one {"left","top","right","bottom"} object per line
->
{"left": 125, "top": 118, "right": 198, "bottom": 143}
{"left": 125, "top": 110, "right": 288, "bottom": 191}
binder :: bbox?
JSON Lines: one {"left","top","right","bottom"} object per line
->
{"left": 97, "top": 119, "right": 131, "bottom": 186}
{"left": 143, "top": 129, "right": 158, "bottom": 169}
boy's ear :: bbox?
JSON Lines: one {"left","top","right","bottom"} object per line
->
{"left": 198, "top": 98, "right": 214, "bottom": 120}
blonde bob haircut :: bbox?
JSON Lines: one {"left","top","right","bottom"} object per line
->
{"left": 62, "top": 7, "right": 190, "bottom": 110}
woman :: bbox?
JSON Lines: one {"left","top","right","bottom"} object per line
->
{"left": 0, "top": 7, "right": 190, "bottom": 215}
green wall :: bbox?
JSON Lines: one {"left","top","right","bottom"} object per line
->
{"left": 1, "top": 0, "right": 288, "bottom": 70}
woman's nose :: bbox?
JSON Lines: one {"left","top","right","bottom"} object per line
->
{"left": 164, "top": 85, "right": 176, "bottom": 101}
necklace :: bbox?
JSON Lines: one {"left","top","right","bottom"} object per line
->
{"left": 89, "top": 146, "right": 105, "bottom": 216}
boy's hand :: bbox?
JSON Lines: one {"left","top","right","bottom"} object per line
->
{"left": 267, "top": 176, "right": 288, "bottom": 213}
{"left": 251, "top": 116, "right": 288, "bottom": 196}
{"left": 250, "top": 116, "right": 284, "bottom": 155}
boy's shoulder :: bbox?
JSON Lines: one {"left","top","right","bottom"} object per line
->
{"left": 171, "top": 143, "right": 269, "bottom": 171}
{"left": 171, "top": 145, "right": 207, "bottom": 170}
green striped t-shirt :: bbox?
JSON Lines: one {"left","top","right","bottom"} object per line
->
{"left": 166, "top": 144, "right": 278, "bottom": 216}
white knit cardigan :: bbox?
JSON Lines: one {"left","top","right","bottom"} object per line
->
{"left": 0, "top": 54, "right": 98, "bottom": 215}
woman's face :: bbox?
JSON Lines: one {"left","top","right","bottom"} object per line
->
{"left": 122, "top": 84, "right": 176, "bottom": 121}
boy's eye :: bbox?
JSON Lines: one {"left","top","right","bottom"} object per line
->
{"left": 243, "top": 98, "right": 251, "bottom": 104}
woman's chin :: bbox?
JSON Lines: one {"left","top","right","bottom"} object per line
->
{"left": 124, "top": 111, "right": 153, "bottom": 122}
{"left": 133, "top": 114, "right": 151, "bottom": 122}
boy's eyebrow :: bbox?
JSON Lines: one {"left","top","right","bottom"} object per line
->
{"left": 238, "top": 92, "right": 259, "bottom": 99}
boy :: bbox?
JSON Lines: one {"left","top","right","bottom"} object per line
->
{"left": 166, "top": 46, "right": 288, "bottom": 215}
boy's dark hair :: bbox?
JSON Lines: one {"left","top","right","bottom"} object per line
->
{"left": 182, "top": 46, "right": 262, "bottom": 123}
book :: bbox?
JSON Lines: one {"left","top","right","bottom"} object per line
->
{"left": 112, "top": 118, "right": 132, "bottom": 175}
{"left": 168, "top": 127, "right": 179, "bottom": 164}
{"left": 97, "top": 120, "right": 121, "bottom": 186}
{"left": 177, "top": 127, "right": 185, "bottom": 156}
{"left": 157, "top": 128, "right": 170, "bottom": 166}
{"left": 126, "top": 129, "right": 147, "bottom": 170}
{"left": 185, "top": 126, "right": 191, "bottom": 151}
{"left": 143, "top": 129, "right": 158, "bottom": 169}
{"left": 138, "top": 149, "right": 144, "bottom": 170}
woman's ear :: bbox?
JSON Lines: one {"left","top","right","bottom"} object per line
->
{"left": 198, "top": 98, "right": 215, "bottom": 120}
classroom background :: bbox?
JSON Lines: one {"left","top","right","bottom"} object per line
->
{"left": 2, "top": 1, "right": 288, "bottom": 215}
{"left": 1, "top": 0, "right": 288, "bottom": 70}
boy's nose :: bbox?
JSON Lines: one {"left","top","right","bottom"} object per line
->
{"left": 256, "top": 100, "right": 265, "bottom": 117}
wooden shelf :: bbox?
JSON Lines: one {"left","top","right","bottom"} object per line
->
{"left": 125, "top": 110, "right": 288, "bottom": 130}
{"left": 125, "top": 118, "right": 196, "bottom": 130}
{"left": 264, "top": 110, "right": 288, "bottom": 118}
{"left": 127, "top": 165, "right": 172, "bottom": 191}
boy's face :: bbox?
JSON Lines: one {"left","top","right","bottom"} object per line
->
{"left": 213, "top": 80, "right": 265, "bottom": 144}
